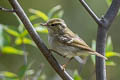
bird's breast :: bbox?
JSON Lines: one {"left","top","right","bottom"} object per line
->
{"left": 48, "top": 35, "right": 82, "bottom": 58}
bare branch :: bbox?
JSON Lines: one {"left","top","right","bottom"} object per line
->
{"left": 96, "top": 26, "right": 107, "bottom": 80}
{"left": 78, "top": 0, "right": 102, "bottom": 25}
{"left": 96, "top": 0, "right": 120, "bottom": 80}
{"left": 0, "top": 6, "right": 15, "bottom": 12}
{"left": 78, "top": 0, "right": 120, "bottom": 80}
{"left": 8, "top": 0, "right": 73, "bottom": 80}
{"left": 103, "top": 0, "right": 120, "bottom": 29}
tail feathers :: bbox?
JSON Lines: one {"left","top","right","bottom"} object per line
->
{"left": 90, "top": 51, "right": 108, "bottom": 60}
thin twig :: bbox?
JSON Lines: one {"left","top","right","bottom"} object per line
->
{"left": 78, "top": 0, "right": 102, "bottom": 25}
{"left": 8, "top": 0, "right": 73, "bottom": 80}
{"left": 0, "top": 7, "right": 15, "bottom": 12}
{"left": 22, "top": 41, "right": 28, "bottom": 80}
{"left": 22, "top": 41, "right": 27, "bottom": 65}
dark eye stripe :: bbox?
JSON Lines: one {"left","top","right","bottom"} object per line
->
{"left": 51, "top": 24, "right": 57, "bottom": 26}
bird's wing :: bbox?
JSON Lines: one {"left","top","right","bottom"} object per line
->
{"left": 56, "top": 33, "right": 93, "bottom": 52}
{"left": 56, "top": 34, "right": 107, "bottom": 60}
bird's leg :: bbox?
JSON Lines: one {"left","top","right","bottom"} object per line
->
{"left": 49, "top": 49, "right": 66, "bottom": 58}
{"left": 49, "top": 49, "right": 73, "bottom": 70}
{"left": 62, "top": 57, "right": 73, "bottom": 70}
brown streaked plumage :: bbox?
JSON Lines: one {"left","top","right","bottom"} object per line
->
{"left": 41, "top": 18, "right": 107, "bottom": 69}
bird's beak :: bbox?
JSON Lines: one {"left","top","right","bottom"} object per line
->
{"left": 40, "top": 23, "right": 48, "bottom": 26}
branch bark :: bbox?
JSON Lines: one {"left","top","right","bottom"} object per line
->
{"left": 96, "top": 0, "right": 120, "bottom": 80}
{"left": 78, "top": 0, "right": 120, "bottom": 80}
{"left": 8, "top": 0, "right": 73, "bottom": 80}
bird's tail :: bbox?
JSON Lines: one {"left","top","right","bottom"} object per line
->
{"left": 90, "top": 51, "right": 108, "bottom": 60}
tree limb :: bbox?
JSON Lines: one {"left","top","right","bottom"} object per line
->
{"left": 104, "top": 0, "right": 120, "bottom": 29}
{"left": 78, "top": 0, "right": 120, "bottom": 80}
{"left": 96, "top": 0, "right": 120, "bottom": 80}
{"left": 96, "top": 26, "right": 107, "bottom": 80}
{"left": 8, "top": 0, "right": 73, "bottom": 80}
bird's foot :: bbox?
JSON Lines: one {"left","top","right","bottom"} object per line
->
{"left": 61, "top": 64, "right": 66, "bottom": 71}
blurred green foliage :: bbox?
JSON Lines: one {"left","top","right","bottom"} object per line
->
{"left": 29, "top": 5, "right": 64, "bottom": 34}
{"left": 73, "top": 70, "right": 82, "bottom": 80}
{"left": 106, "top": 0, "right": 112, "bottom": 6}
{"left": 0, "top": 5, "right": 64, "bottom": 80}
{"left": 0, "top": 3, "right": 119, "bottom": 80}
{"left": 0, "top": 64, "right": 46, "bottom": 80}
{"left": 91, "top": 36, "right": 120, "bottom": 66}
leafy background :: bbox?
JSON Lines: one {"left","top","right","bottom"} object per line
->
{"left": 0, "top": 0, "right": 120, "bottom": 80}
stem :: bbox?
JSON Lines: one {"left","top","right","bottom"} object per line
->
{"left": 96, "top": 0, "right": 120, "bottom": 80}
{"left": 78, "top": 0, "right": 120, "bottom": 80}
{"left": 8, "top": 0, "right": 73, "bottom": 80}
{"left": 0, "top": 6, "right": 15, "bottom": 12}
{"left": 78, "top": 0, "right": 102, "bottom": 25}
{"left": 96, "top": 25, "right": 107, "bottom": 80}
{"left": 22, "top": 42, "right": 27, "bottom": 65}
{"left": 104, "top": 0, "right": 120, "bottom": 29}
{"left": 22, "top": 41, "right": 28, "bottom": 80}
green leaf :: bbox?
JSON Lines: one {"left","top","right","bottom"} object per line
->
{"left": 33, "top": 23, "right": 41, "bottom": 27}
{"left": 29, "top": 15, "right": 39, "bottom": 21}
{"left": 15, "top": 37, "right": 22, "bottom": 45}
{"left": 2, "top": 46, "right": 23, "bottom": 55}
{"left": 4, "top": 26, "right": 20, "bottom": 37}
{"left": 106, "top": 36, "right": 113, "bottom": 52}
{"left": 2, "top": 78, "right": 19, "bottom": 80}
{"left": 91, "top": 55, "right": 96, "bottom": 64}
{"left": 35, "top": 26, "right": 48, "bottom": 33}
{"left": 91, "top": 40, "right": 96, "bottom": 64}
{"left": 106, "top": 52, "right": 120, "bottom": 58}
{"left": 91, "top": 40, "right": 96, "bottom": 51}
{"left": 73, "top": 70, "right": 82, "bottom": 80}
{"left": 15, "top": 37, "right": 33, "bottom": 45}
{"left": 48, "top": 5, "right": 62, "bottom": 18}
{"left": 20, "top": 30, "right": 28, "bottom": 37}
{"left": 0, "top": 71, "right": 18, "bottom": 79}
{"left": 52, "top": 10, "right": 64, "bottom": 18}
{"left": 23, "top": 37, "right": 33, "bottom": 45}
{"left": 106, "top": 0, "right": 112, "bottom": 6}
{"left": 106, "top": 61, "right": 116, "bottom": 66}
{"left": 29, "top": 9, "right": 48, "bottom": 21}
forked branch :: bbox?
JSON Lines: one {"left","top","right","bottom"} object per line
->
{"left": 78, "top": 0, "right": 120, "bottom": 80}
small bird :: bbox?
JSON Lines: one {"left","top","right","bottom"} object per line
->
{"left": 41, "top": 18, "right": 107, "bottom": 69}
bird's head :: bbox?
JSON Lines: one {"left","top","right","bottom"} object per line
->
{"left": 40, "top": 18, "right": 67, "bottom": 34}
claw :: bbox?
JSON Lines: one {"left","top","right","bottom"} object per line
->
{"left": 61, "top": 64, "right": 66, "bottom": 71}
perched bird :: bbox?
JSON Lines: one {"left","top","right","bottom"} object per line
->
{"left": 40, "top": 18, "right": 107, "bottom": 69}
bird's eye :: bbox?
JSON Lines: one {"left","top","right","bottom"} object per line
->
{"left": 51, "top": 24, "right": 57, "bottom": 26}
